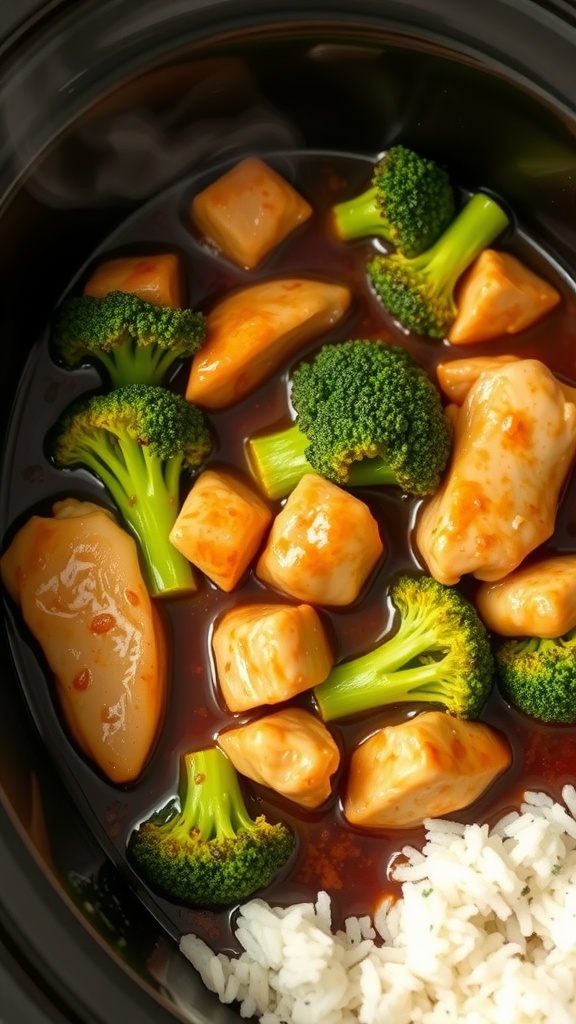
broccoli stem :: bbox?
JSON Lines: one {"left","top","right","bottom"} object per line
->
{"left": 314, "top": 609, "right": 452, "bottom": 720}
{"left": 248, "top": 421, "right": 398, "bottom": 501}
{"left": 99, "top": 339, "right": 177, "bottom": 387}
{"left": 179, "top": 748, "right": 253, "bottom": 841}
{"left": 416, "top": 193, "right": 509, "bottom": 294}
{"left": 316, "top": 660, "right": 454, "bottom": 720}
{"left": 78, "top": 438, "right": 196, "bottom": 597}
{"left": 248, "top": 422, "right": 313, "bottom": 501}
{"left": 347, "top": 459, "right": 398, "bottom": 488}
{"left": 333, "top": 186, "right": 393, "bottom": 243}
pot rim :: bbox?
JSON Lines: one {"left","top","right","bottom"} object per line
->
{"left": 1, "top": 0, "right": 576, "bottom": 209}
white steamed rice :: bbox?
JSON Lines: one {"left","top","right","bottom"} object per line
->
{"left": 179, "top": 785, "right": 576, "bottom": 1023}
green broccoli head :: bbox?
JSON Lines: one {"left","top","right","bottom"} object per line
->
{"left": 51, "top": 384, "right": 212, "bottom": 595}
{"left": 314, "top": 574, "right": 494, "bottom": 722}
{"left": 53, "top": 383, "right": 211, "bottom": 469}
{"left": 369, "top": 254, "right": 457, "bottom": 339}
{"left": 368, "top": 192, "right": 510, "bottom": 339}
{"left": 129, "top": 747, "right": 295, "bottom": 907}
{"left": 248, "top": 339, "right": 452, "bottom": 502}
{"left": 53, "top": 291, "right": 207, "bottom": 386}
{"left": 332, "top": 144, "right": 455, "bottom": 257}
{"left": 291, "top": 339, "right": 451, "bottom": 496}
{"left": 496, "top": 632, "right": 576, "bottom": 724}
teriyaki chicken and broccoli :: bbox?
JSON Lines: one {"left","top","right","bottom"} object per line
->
{"left": 1, "top": 146, "right": 575, "bottom": 937}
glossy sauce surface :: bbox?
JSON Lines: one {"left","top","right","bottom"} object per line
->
{"left": 3, "top": 151, "right": 576, "bottom": 951}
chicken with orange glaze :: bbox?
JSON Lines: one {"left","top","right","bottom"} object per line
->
{"left": 0, "top": 499, "right": 166, "bottom": 784}
{"left": 436, "top": 354, "right": 520, "bottom": 405}
{"left": 476, "top": 554, "right": 576, "bottom": 638}
{"left": 344, "top": 711, "right": 512, "bottom": 829}
{"left": 416, "top": 359, "right": 576, "bottom": 585}
{"left": 212, "top": 601, "right": 333, "bottom": 713}
{"left": 256, "top": 473, "right": 384, "bottom": 606}
{"left": 218, "top": 708, "right": 340, "bottom": 809}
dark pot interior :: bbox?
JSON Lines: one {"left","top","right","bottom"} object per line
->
{"left": 1, "top": 2, "right": 576, "bottom": 1022}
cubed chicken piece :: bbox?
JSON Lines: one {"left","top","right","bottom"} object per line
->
{"left": 449, "top": 249, "right": 561, "bottom": 345}
{"left": 416, "top": 359, "right": 576, "bottom": 585}
{"left": 344, "top": 711, "right": 512, "bottom": 829}
{"left": 191, "top": 156, "right": 312, "bottom": 269}
{"left": 437, "top": 354, "right": 519, "bottom": 405}
{"left": 217, "top": 708, "right": 340, "bottom": 808}
{"left": 476, "top": 554, "right": 576, "bottom": 638}
{"left": 212, "top": 602, "right": 333, "bottom": 712}
{"left": 0, "top": 499, "right": 166, "bottom": 784}
{"left": 169, "top": 468, "right": 273, "bottom": 592}
{"left": 84, "top": 253, "right": 184, "bottom": 307}
{"left": 185, "top": 277, "right": 351, "bottom": 410}
{"left": 256, "top": 474, "right": 384, "bottom": 606}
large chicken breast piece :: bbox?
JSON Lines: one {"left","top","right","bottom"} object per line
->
{"left": 1, "top": 499, "right": 166, "bottom": 783}
{"left": 416, "top": 359, "right": 576, "bottom": 585}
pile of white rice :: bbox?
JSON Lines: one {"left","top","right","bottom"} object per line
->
{"left": 180, "top": 785, "right": 576, "bottom": 1023}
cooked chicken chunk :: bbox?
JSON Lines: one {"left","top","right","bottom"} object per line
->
{"left": 212, "top": 601, "right": 333, "bottom": 712}
{"left": 1, "top": 499, "right": 166, "bottom": 783}
{"left": 169, "top": 467, "right": 273, "bottom": 592}
{"left": 190, "top": 156, "right": 312, "bottom": 270}
{"left": 448, "top": 249, "right": 560, "bottom": 345}
{"left": 218, "top": 708, "right": 340, "bottom": 809}
{"left": 476, "top": 554, "right": 576, "bottom": 637}
{"left": 186, "top": 277, "right": 351, "bottom": 409}
{"left": 416, "top": 359, "right": 576, "bottom": 585}
{"left": 256, "top": 473, "right": 384, "bottom": 606}
{"left": 344, "top": 711, "right": 512, "bottom": 829}
{"left": 437, "top": 354, "right": 519, "bottom": 405}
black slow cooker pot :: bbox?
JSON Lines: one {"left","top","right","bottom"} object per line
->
{"left": 1, "top": 2, "right": 576, "bottom": 1021}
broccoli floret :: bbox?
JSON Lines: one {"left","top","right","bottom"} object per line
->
{"left": 368, "top": 192, "right": 510, "bottom": 339}
{"left": 248, "top": 339, "right": 452, "bottom": 501}
{"left": 333, "top": 145, "right": 456, "bottom": 257}
{"left": 50, "top": 384, "right": 212, "bottom": 596}
{"left": 53, "top": 291, "right": 207, "bottom": 386}
{"left": 129, "top": 746, "right": 295, "bottom": 907}
{"left": 313, "top": 575, "right": 494, "bottom": 721}
{"left": 495, "top": 632, "right": 576, "bottom": 724}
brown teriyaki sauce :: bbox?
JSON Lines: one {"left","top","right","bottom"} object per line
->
{"left": 3, "top": 150, "right": 576, "bottom": 953}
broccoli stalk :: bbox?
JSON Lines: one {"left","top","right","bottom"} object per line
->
{"left": 313, "top": 575, "right": 494, "bottom": 721}
{"left": 368, "top": 192, "right": 510, "bottom": 339}
{"left": 53, "top": 291, "right": 207, "bottom": 387}
{"left": 129, "top": 746, "right": 295, "bottom": 907}
{"left": 50, "top": 384, "right": 212, "bottom": 596}
{"left": 333, "top": 145, "right": 455, "bottom": 256}
{"left": 249, "top": 421, "right": 399, "bottom": 500}
{"left": 496, "top": 632, "right": 576, "bottom": 724}
{"left": 247, "top": 339, "right": 452, "bottom": 501}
